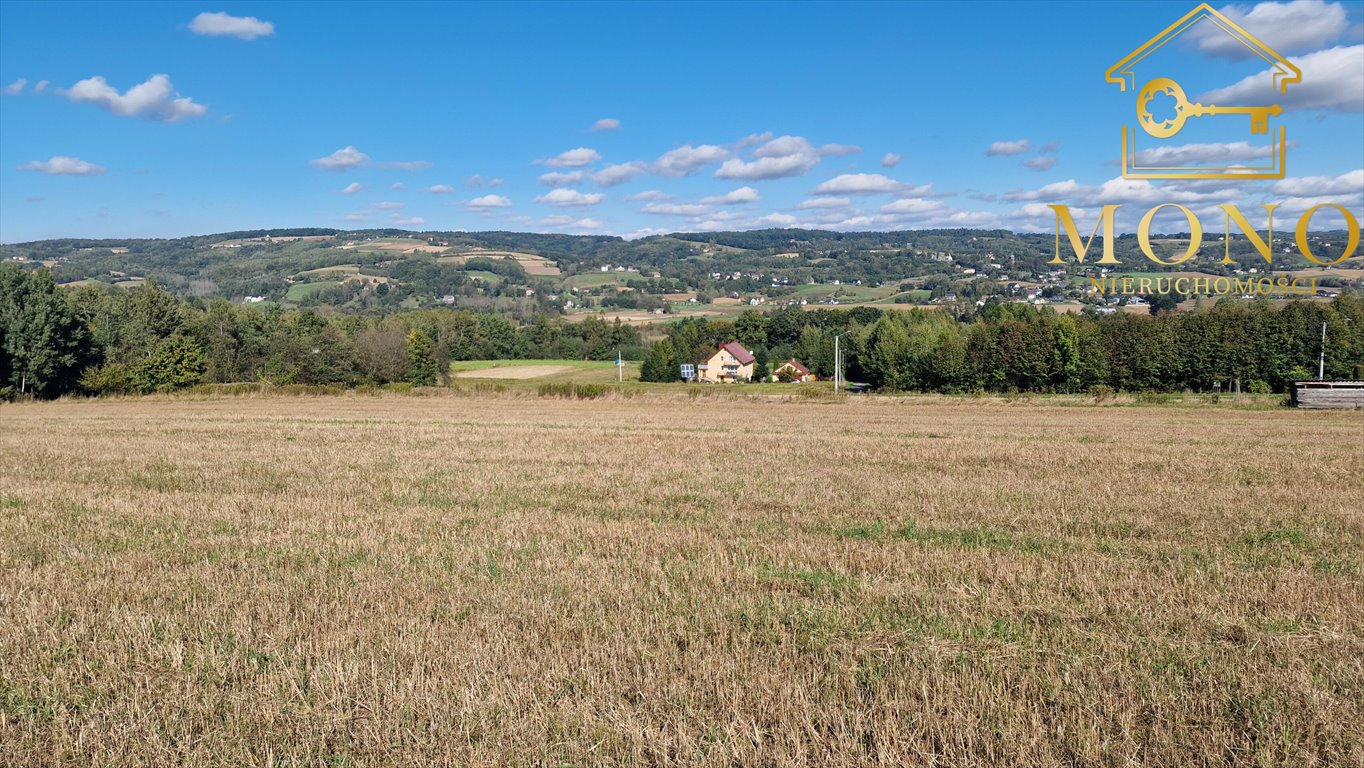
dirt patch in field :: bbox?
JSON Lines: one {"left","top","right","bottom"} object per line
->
{"left": 455, "top": 365, "right": 573, "bottom": 380}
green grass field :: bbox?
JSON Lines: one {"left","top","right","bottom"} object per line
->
{"left": 460, "top": 270, "right": 504, "bottom": 284}
{"left": 564, "top": 272, "right": 632, "bottom": 289}
{"left": 791, "top": 283, "right": 895, "bottom": 302}
{"left": 284, "top": 280, "right": 340, "bottom": 302}
{"left": 875, "top": 289, "right": 932, "bottom": 303}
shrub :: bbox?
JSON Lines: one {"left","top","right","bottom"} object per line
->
{"left": 538, "top": 383, "right": 606, "bottom": 399}
{"left": 1135, "top": 391, "right": 1173, "bottom": 404}
{"left": 1088, "top": 384, "right": 1116, "bottom": 402}
{"left": 79, "top": 363, "right": 134, "bottom": 395}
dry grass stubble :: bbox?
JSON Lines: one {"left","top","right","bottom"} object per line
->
{"left": 0, "top": 394, "right": 1361, "bottom": 766}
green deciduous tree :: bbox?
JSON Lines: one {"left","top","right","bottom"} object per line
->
{"left": 129, "top": 334, "right": 206, "bottom": 393}
{"left": 0, "top": 265, "right": 90, "bottom": 398}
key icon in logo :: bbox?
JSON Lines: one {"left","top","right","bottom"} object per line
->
{"left": 1137, "top": 78, "right": 1282, "bottom": 139}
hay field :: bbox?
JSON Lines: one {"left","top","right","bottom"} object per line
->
{"left": 1, "top": 394, "right": 1362, "bottom": 766}
{"left": 454, "top": 364, "right": 574, "bottom": 380}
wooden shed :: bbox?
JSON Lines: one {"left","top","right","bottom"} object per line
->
{"left": 1292, "top": 381, "right": 1364, "bottom": 409}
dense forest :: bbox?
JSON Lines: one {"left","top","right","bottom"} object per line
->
{"left": 4, "top": 263, "right": 1362, "bottom": 400}
{"left": 638, "top": 298, "right": 1364, "bottom": 393}
{"left": 0, "top": 265, "right": 639, "bottom": 399}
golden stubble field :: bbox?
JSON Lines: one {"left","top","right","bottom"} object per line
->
{"left": 1, "top": 393, "right": 1362, "bottom": 767}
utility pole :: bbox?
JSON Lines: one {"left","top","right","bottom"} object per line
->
{"left": 834, "top": 334, "right": 841, "bottom": 393}
{"left": 617, "top": 348, "right": 623, "bottom": 383}
{"left": 1319, "top": 323, "right": 1327, "bottom": 381}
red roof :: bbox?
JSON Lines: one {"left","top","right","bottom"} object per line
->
{"left": 720, "top": 341, "right": 755, "bottom": 365}
{"left": 780, "top": 358, "right": 810, "bottom": 376}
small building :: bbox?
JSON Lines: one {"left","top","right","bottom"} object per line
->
{"left": 698, "top": 342, "right": 755, "bottom": 383}
{"left": 1292, "top": 381, "right": 1364, "bottom": 409}
{"left": 771, "top": 359, "right": 813, "bottom": 383}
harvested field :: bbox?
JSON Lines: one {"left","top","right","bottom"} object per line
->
{"left": 461, "top": 250, "right": 561, "bottom": 276}
{"left": 453, "top": 364, "right": 574, "bottom": 380}
{"left": 1, "top": 394, "right": 1361, "bottom": 766}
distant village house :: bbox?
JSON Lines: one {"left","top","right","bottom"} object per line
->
{"left": 771, "top": 359, "right": 814, "bottom": 383}
{"left": 698, "top": 342, "right": 755, "bottom": 383}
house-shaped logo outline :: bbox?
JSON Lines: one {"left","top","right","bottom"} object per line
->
{"left": 1106, "top": 2, "right": 1302, "bottom": 180}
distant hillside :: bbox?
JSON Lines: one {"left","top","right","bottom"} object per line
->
{"left": 1, "top": 227, "right": 1357, "bottom": 320}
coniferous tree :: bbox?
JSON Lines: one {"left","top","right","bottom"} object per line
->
{"left": 640, "top": 338, "right": 678, "bottom": 382}
{"left": 406, "top": 330, "right": 438, "bottom": 386}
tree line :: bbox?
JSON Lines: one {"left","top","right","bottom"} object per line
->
{"left": 640, "top": 299, "right": 1364, "bottom": 393}
{"left": 1, "top": 265, "right": 640, "bottom": 399}
{"left": 5, "top": 263, "right": 1362, "bottom": 399}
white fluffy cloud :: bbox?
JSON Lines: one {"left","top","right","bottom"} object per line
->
{"left": 592, "top": 161, "right": 647, "bottom": 187}
{"left": 4, "top": 79, "right": 25, "bottom": 95}
{"left": 986, "top": 139, "right": 1031, "bottom": 156}
{"left": 1273, "top": 169, "right": 1363, "bottom": 196}
{"left": 811, "top": 173, "right": 921, "bottom": 195}
{"left": 879, "top": 198, "right": 948, "bottom": 217}
{"left": 624, "top": 190, "right": 672, "bottom": 201}
{"left": 754, "top": 213, "right": 799, "bottom": 227}
{"left": 63, "top": 74, "right": 206, "bottom": 121}
{"left": 874, "top": 199, "right": 1000, "bottom": 229}
{"left": 341, "top": 182, "right": 362, "bottom": 194}
{"left": 189, "top": 11, "right": 275, "bottom": 40}
{"left": 797, "top": 197, "right": 852, "bottom": 209}
{"left": 1271, "top": 170, "right": 1364, "bottom": 216}
{"left": 1190, "top": 1, "right": 1349, "bottom": 58}
{"left": 656, "top": 144, "right": 728, "bottom": 176}
{"left": 427, "top": 184, "right": 455, "bottom": 193}
{"left": 467, "top": 175, "right": 503, "bottom": 188}
{"left": 539, "top": 171, "right": 586, "bottom": 186}
{"left": 542, "top": 147, "right": 601, "bottom": 168}
{"left": 1131, "top": 140, "right": 1277, "bottom": 166}
{"left": 880, "top": 153, "right": 903, "bottom": 168}
{"left": 1003, "top": 177, "right": 1243, "bottom": 209}
{"left": 374, "top": 201, "right": 405, "bottom": 210}
{"left": 391, "top": 215, "right": 425, "bottom": 226}
{"left": 1025, "top": 156, "right": 1058, "bottom": 171}
{"left": 1202, "top": 45, "right": 1364, "bottom": 112}
{"left": 20, "top": 156, "right": 106, "bottom": 176}
{"left": 592, "top": 118, "right": 620, "bottom": 131}
{"left": 34, "top": 80, "right": 48, "bottom": 93}
{"left": 535, "top": 188, "right": 604, "bottom": 206}
{"left": 715, "top": 135, "right": 820, "bottom": 181}
{"left": 641, "top": 202, "right": 712, "bottom": 216}
{"left": 466, "top": 194, "right": 512, "bottom": 209}
{"left": 818, "top": 143, "right": 862, "bottom": 157}
{"left": 1002, "top": 179, "right": 1090, "bottom": 202}
{"left": 700, "top": 187, "right": 761, "bottom": 205}
{"left": 310, "top": 146, "right": 369, "bottom": 171}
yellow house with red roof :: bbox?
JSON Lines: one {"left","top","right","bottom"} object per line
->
{"left": 698, "top": 341, "right": 755, "bottom": 383}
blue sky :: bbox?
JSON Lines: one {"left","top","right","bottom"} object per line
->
{"left": 1, "top": 0, "right": 1361, "bottom": 242}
